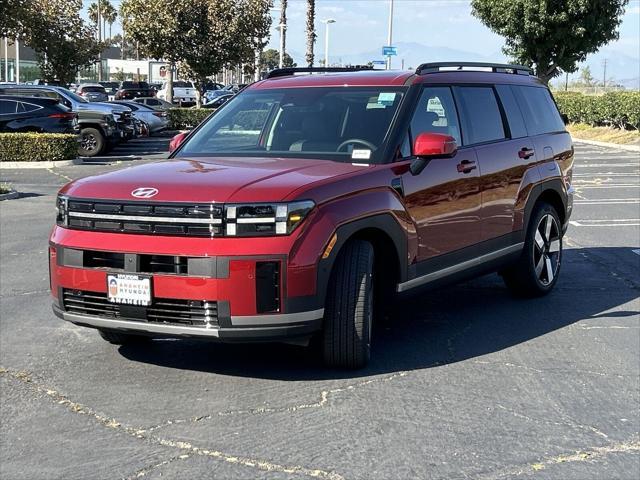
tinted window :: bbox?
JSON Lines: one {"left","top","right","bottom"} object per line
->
{"left": 495, "top": 85, "right": 527, "bottom": 138}
{"left": 454, "top": 86, "right": 505, "bottom": 145}
{"left": 122, "top": 82, "right": 149, "bottom": 89}
{"left": 410, "top": 86, "right": 461, "bottom": 146}
{"left": 81, "top": 86, "right": 106, "bottom": 93}
{"left": 20, "top": 102, "right": 42, "bottom": 113}
{"left": 512, "top": 86, "right": 565, "bottom": 135}
{"left": 172, "top": 81, "right": 193, "bottom": 88}
{"left": 145, "top": 99, "right": 160, "bottom": 105}
{"left": 0, "top": 100, "right": 17, "bottom": 114}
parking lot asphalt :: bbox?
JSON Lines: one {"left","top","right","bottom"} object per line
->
{"left": 1, "top": 141, "right": 638, "bottom": 480}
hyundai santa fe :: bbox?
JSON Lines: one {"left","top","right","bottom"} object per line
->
{"left": 50, "top": 63, "right": 574, "bottom": 368}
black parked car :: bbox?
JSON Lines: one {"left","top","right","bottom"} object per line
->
{"left": 115, "top": 81, "right": 154, "bottom": 100}
{"left": 0, "top": 95, "right": 79, "bottom": 134}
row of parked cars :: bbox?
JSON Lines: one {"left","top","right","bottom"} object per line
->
{"left": 0, "top": 84, "right": 170, "bottom": 157}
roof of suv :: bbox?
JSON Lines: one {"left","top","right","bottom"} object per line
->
{"left": 251, "top": 64, "right": 544, "bottom": 90}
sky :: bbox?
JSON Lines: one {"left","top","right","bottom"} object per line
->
{"left": 83, "top": 0, "right": 640, "bottom": 79}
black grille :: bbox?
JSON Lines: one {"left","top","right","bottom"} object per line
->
{"left": 62, "top": 289, "right": 218, "bottom": 328}
{"left": 66, "top": 199, "right": 223, "bottom": 237}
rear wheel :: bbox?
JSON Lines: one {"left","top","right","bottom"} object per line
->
{"left": 322, "top": 239, "right": 374, "bottom": 369}
{"left": 78, "top": 127, "right": 105, "bottom": 157}
{"left": 98, "top": 329, "right": 150, "bottom": 345}
{"left": 503, "top": 202, "right": 562, "bottom": 297}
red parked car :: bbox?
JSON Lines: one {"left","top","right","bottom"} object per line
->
{"left": 50, "top": 63, "right": 574, "bottom": 368}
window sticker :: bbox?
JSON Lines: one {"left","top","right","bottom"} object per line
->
{"left": 351, "top": 149, "right": 372, "bottom": 160}
{"left": 377, "top": 92, "right": 397, "bottom": 106}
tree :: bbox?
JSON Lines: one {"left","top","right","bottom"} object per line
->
{"left": 471, "top": 0, "right": 628, "bottom": 84}
{"left": 305, "top": 0, "right": 316, "bottom": 67}
{"left": 25, "top": 0, "right": 102, "bottom": 84}
{"left": 579, "top": 66, "right": 596, "bottom": 87}
{"left": 261, "top": 48, "right": 295, "bottom": 71}
{"left": 0, "top": 0, "right": 31, "bottom": 37}
{"left": 122, "top": 0, "right": 272, "bottom": 106}
{"left": 88, "top": 0, "right": 117, "bottom": 41}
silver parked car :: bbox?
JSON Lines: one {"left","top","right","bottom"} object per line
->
{"left": 109, "top": 100, "right": 168, "bottom": 134}
{"left": 132, "top": 96, "right": 175, "bottom": 111}
{"left": 77, "top": 83, "right": 109, "bottom": 102}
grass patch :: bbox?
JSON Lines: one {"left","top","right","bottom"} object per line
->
{"left": 0, "top": 183, "right": 12, "bottom": 194}
{"left": 566, "top": 123, "right": 640, "bottom": 145}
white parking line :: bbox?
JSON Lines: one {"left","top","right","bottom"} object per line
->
{"left": 575, "top": 199, "right": 640, "bottom": 205}
{"left": 576, "top": 164, "right": 640, "bottom": 168}
{"left": 570, "top": 220, "right": 640, "bottom": 227}
{"left": 573, "top": 173, "right": 640, "bottom": 177}
{"left": 575, "top": 185, "right": 640, "bottom": 189}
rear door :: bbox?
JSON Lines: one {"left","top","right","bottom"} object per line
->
{"left": 0, "top": 99, "right": 19, "bottom": 131}
{"left": 401, "top": 86, "right": 482, "bottom": 261}
{"left": 454, "top": 85, "right": 536, "bottom": 244}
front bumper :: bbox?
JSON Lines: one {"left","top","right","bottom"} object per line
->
{"left": 53, "top": 304, "right": 322, "bottom": 342}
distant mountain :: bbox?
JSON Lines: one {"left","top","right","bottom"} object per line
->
{"left": 286, "top": 41, "right": 639, "bottom": 90}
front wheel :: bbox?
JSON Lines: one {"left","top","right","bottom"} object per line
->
{"left": 503, "top": 202, "right": 562, "bottom": 297}
{"left": 78, "top": 127, "right": 105, "bottom": 157}
{"left": 322, "top": 239, "right": 374, "bottom": 369}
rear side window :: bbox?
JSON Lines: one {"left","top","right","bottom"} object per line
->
{"left": 0, "top": 100, "right": 17, "bottom": 114}
{"left": 410, "top": 86, "right": 461, "bottom": 146}
{"left": 512, "top": 86, "right": 565, "bottom": 135}
{"left": 454, "top": 86, "right": 505, "bottom": 145}
{"left": 20, "top": 102, "right": 42, "bottom": 113}
{"left": 495, "top": 85, "right": 528, "bottom": 139}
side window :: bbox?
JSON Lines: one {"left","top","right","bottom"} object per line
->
{"left": 21, "top": 103, "right": 42, "bottom": 113}
{"left": 454, "top": 86, "right": 505, "bottom": 145}
{"left": 512, "top": 86, "right": 565, "bottom": 135}
{"left": 495, "top": 85, "right": 527, "bottom": 138}
{"left": 410, "top": 86, "right": 461, "bottom": 147}
{"left": 0, "top": 100, "right": 17, "bottom": 114}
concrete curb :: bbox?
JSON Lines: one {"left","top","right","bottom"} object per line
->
{"left": 572, "top": 138, "right": 640, "bottom": 153}
{"left": 0, "top": 159, "right": 76, "bottom": 169}
{"left": 0, "top": 190, "right": 20, "bottom": 201}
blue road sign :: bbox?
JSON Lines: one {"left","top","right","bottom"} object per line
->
{"left": 382, "top": 46, "right": 397, "bottom": 56}
{"left": 372, "top": 60, "right": 386, "bottom": 65}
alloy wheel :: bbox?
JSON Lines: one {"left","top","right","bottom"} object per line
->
{"left": 533, "top": 214, "right": 561, "bottom": 286}
{"left": 81, "top": 133, "right": 97, "bottom": 151}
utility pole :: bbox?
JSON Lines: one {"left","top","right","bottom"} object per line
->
{"left": 15, "top": 37, "right": 19, "bottom": 84}
{"left": 602, "top": 58, "right": 607, "bottom": 91}
{"left": 386, "top": 0, "right": 394, "bottom": 70}
{"left": 278, "top": 24, "right": 286, "bottom": 68}
{"left": 3, "top": 37, "right": 8, "bottom": 82}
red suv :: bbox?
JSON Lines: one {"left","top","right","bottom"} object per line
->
{"left": 50, "top": 63, "right": 574, "bottom": 368}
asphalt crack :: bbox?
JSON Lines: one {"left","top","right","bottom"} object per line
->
{"left": 123, "top": 453, "right": 192, "bottom": 480}
{"left": 142, "top": 370, "right": 409, "bottom": 434}
{"left": 0, "top": 367, "right": 345, "bottom": 480}
{"left": 478, "top": 437, "right": 640, "bottom": 479}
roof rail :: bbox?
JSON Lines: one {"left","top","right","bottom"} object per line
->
{"left": 415, "top": 62, "right": 533, "bottom": 76}
{"left": 266, "top": 66, "right": 374, "bottom": 79}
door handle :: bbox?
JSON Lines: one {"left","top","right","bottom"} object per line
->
{"left": 518, "top": 147, "right": 535, "bottom": 159}
{"left": 457, "top": 159, "right": 476, "bottom": 174}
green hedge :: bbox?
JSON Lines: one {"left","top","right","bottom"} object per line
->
{"left": 167, "top": 108, "right": 212, "bottom": 130}
{"left": 554, "top": 91, "right": 640, "bottom": 129}
{"left": 0, "top": 133, "right": 78, "bottom": 162}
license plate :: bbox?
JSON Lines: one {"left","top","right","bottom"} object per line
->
{"left": 107, "top": 273, "right": 152, "bottom": 305}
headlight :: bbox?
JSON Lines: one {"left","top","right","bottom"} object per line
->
{"left": 56, "top": 195, "right": 68, "bottom": 226}
{"left": 225, "top": 200, "right": 314, "bottom": 236}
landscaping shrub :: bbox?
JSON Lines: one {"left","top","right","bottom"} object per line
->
{"left": 554, "top": 91, "right": 640, "bottom": 129}
{"left": 0, "top": 133, "right": 78, "bottom": 162}
{"left": 167, "top": 108, "right": 212, "bottom": 130}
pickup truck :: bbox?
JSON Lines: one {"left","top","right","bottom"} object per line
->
{"left": 157, "top": 81, "right": 197, "bottom": 106}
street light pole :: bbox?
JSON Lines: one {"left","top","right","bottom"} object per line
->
{"left": 386, "top": 0, "right": 394, "bottom": 70}
{"left": 3, "top": 37, "right": 8, "bottom": 83}
{"left": 322, "top": 19, "right": 336, "bottom": 67}
{"left": 15, "top": 37, "right": 19, "bottom": 84}
{"left": 278, "top": 24, "right": 286, "bottom": 68}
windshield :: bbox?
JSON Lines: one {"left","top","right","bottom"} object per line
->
{"left": 59, "top": 88, "right": 88, "bottom": 103}
{"left": 180, "top": 87, "right": 406, "bottom": 163}
{"left": 172, "top": 81, "right": 193, "bottom": 88}
{"left": 123, "top": 82, "right": 149, "bottom": 89}
{"left": 81, "top": 86, "right": 106, "bottom": 93}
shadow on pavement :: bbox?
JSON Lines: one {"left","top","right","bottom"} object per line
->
{"left": 118, "top": 247, "right": 639, "bottom": 380}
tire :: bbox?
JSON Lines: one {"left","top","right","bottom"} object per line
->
{"left": 322, "top": 239, "right": 374, "bottom": 369}
{"left": 98, "top": 329, "right": 150, "bottom": 345}
{"left": 78, "top": 127, "right": 105, "bottom": 157}
{"left": 502, "top": 202, "right": 563, "bottom": 297}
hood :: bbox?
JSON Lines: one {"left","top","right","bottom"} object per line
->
{"left": 59, "top": 157, "right": 375, "bottom": 203}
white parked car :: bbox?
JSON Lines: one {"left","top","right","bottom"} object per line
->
{"left": 157, "top": 80, "right": 197, "bottom": 105}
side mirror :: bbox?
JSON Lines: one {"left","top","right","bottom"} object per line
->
{"left": 169, "top": 132, "right": 187, "bottom": 153}
{"left": 410, "top": 132, "right": 458, "bottom": 175}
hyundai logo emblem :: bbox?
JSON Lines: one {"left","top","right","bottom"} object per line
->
{"left": 131, "top": 187, "right": 158, "bottom": 199}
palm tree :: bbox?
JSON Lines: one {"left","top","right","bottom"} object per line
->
{"left": 103, "top": 2, "right": 117, "bottom": 42}
{"left": 305, "top": 0, "right": 315, "bottom": 67}
{"left": 280, "top": 0, "right": 287, "bottom": 56}
{"left": 88, "top": 0, "right": 117, "bottom": 41}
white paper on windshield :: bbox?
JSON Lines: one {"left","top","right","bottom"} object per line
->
{"left": 352, "top": 149, "right": 371, "bottom": 160}
{"left": 377, "top": 92, "right": 397, "bottom": 106}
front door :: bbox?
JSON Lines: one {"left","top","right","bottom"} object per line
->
{"left": 401, "top": 86, "right": 482, "bottom": 262}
